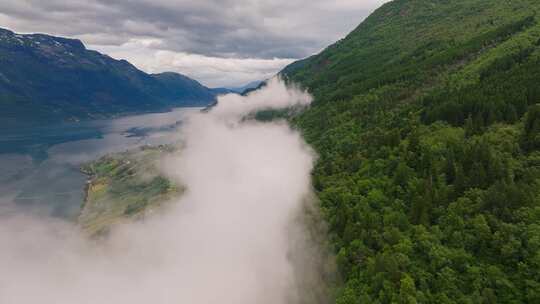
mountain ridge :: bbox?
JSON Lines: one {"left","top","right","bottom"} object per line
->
{"left": 0, "top": 27, "right": 216, "bottom": 126}
{"left": 281, "top": 0, "right": 540, "bottom": 302}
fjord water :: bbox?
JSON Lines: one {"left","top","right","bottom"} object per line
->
{"left": 0, "top": 108, "right": 197, "bottom": 219}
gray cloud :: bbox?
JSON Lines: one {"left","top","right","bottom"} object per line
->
{"left": 0, "top": 0, "right": 387, "bottom": 86}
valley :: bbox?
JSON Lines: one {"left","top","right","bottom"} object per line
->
{"left": 1, "top": 0, "right": 540, "bottom": 303}
{"left": 0, "top": 108, "right": 195, "bottom": 219}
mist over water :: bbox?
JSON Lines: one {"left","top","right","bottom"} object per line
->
{"left": 0, "top": 108, "right": 197, "bottom": 219}
{"left": 0, "top": 78, "right": 326, "bottom": 304}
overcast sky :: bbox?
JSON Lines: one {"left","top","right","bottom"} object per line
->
{"left": 0, "top": 0, "right": 388, "bottom": 87}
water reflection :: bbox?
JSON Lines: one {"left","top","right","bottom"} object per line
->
{"left": 0, "top": 108, "right": 197, "bottom": 219}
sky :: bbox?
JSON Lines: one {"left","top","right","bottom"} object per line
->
{"left": 0, "top": 0, "right": 388, "bottom": 87}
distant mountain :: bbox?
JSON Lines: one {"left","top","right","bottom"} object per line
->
{"left": 240, "top": 81, "right": 266, "bottom": 96}
{"left": 210, "top": 87, "right": 236, "bottom": 95}
{"left": 228, "top": 80, "right": 264, "bottom": 94}
{"left": 210, "top": 80, "right": 264, "bottom": 96}
{"left": 0, "top": 28, "right": 216, "bottom": 126}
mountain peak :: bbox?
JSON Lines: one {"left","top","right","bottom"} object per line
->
{"left": 0, "top": 28, "right": 216, "bottom": 126}
{"left": 0, "top": 27, "right": 86, "bottom": 51}
{"left": 0, "top": 28, "right": 14, "bottom": 36}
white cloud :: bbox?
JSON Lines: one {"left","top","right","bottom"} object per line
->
{"left": 0, "top": 79, "right": 326, "bottom": 304}
{"left": 94, "top": 41, "right": 295, "bottom": 87}
{"left": 0, "top": 0, "right": 389, "bottom": 86}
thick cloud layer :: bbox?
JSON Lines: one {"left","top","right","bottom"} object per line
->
{"left": 0, "top": 0, "right": 388, "bottom": 86}
{"left": 0, "top": 79, "right": 322, "bottom": 304}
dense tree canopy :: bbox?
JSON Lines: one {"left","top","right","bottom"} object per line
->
{"left": 281, "top": 0, "right": 540, "bottom": 302}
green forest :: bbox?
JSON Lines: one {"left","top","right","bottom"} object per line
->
{"left": 281, "top": 0, "right": 540, "bottom": 302}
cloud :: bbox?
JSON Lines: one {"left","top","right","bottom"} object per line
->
{"left": 0, "top": 78, "right": 330, "bottom": 304}
{"left": 210, "top": 77, "right": 311, "bottom": 118}
{"left": 96, "top": 41, "right": 295, "bottom": 87}
{"left": 0, "top": 0, "right": 388, "bottom": 86}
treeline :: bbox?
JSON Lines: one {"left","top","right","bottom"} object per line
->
{"left": 283, "top": 0, "right": 540, "bottom": 303}
{"left": 423, "top": 48, "right": 540, "bottom": 131}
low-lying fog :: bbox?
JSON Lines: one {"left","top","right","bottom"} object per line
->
{"left": 0, "top": 108, "right": 196, "bottom": 218}
{"left": 0, "top": 78, "right": 330, "bottom": 304}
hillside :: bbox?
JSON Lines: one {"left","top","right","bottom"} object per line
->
{"left": 282, "top": 0, "right": 540, "bottom": 302}
{"left": 0, "top": 28, "right": 216, "bottom": 126}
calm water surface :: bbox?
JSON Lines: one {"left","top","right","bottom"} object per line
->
{"left": 0, "top": 108, "right": 197, "bottom": 219}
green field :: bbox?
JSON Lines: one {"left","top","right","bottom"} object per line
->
{"left": 79, "top": 146, "right": 182, "bottom": 236}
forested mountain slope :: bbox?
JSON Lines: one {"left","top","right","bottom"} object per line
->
{"left": 282, "top": 0, "right": 540, "bottom": 302}
{"left": 0, "top": 28, "right": 216, "bottom": 126}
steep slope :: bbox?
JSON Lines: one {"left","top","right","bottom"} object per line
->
{"left": 282, "top": 0, "right": 540, "bottom": 303}
{"left": 151, "top": 72, "right": 216, "bottom": 102}
{"left": 0, "top": 28, "right": 215, "bottom": 126}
